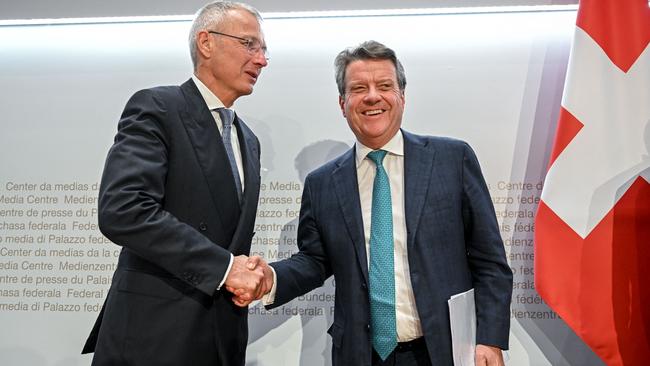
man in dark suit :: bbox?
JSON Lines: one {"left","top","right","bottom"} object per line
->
{"left": 233, "top": 40, "right": 513, "bottom": 366}
{"left": 82, "top": 2, "right": 270, "bottom": 365}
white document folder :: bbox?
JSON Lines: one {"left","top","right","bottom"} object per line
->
{"left": 448, "top": 288, "right": 476, "bottom": 366}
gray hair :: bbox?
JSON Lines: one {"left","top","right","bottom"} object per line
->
{"left": 189, "top": 1, "right": 263, "bottom": 69}
{"left": 334, "top": 40, "right": 406, "bottom": 96}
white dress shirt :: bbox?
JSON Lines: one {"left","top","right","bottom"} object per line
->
{"left": 355, "top": 130, "right": 423, "bottom": 342}
{"left": 192, "top": 75, "right": 245, "bottom": 188}
{"left": 192, "top": 75, "right": 243, "bottom": 290}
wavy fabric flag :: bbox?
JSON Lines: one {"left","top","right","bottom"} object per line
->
{"left": 534, "top": 0, "right": 650, "bottom": 364}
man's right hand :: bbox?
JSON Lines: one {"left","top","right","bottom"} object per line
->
{"left": 224, "top": 255, "right": 266, "bottom": 303}
{"left": 225, "top": 255, "right": 273, "bottom": 307}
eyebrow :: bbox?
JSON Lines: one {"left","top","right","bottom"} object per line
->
{"left": 347, "top": 78, "right": 395, "bottom": 86}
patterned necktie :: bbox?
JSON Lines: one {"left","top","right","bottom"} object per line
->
{"left": 366, "top": 150, "right": 397, "bottom": 360}
{"left": 216, "top": 108, "right": 242, "bottom": 202}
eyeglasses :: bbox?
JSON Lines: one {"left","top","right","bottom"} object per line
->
{"left": 208, "top": 31, "right": 269, "bottom": 60}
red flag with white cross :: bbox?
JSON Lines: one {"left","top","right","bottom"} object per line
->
{"left": 534, "top": 0, "right": 650, "bottom": 364}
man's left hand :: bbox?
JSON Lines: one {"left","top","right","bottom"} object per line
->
{"left": 475, "top": 344, "right": 505, "bottom": 366}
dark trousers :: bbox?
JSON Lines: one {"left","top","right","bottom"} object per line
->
{"left": 371, "top": 338, "right": 432, "bottom": 366}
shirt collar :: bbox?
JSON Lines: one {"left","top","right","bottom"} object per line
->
{"left": 355, "top": 129, "right": 404, "bottom": 166}
{"left": 192, "top": 75, "right": 226, "bottom": 111}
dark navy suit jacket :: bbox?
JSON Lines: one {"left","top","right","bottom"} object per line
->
{"left": 83, "top": 79, "right": 261, "bottom": 366}
{"left": 268, "top": 130, "right": 512, "bottom": 366}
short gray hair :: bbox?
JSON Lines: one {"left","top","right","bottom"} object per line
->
{"left": 189, "top": 1, "right": 263, "bottom": 69}
{"left": 334, "top": 40, "right": 406, "bottom": 96}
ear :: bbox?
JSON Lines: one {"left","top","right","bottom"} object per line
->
{"left": 196, "top": 30, "right": 213, "bottom": 59}
{"left": 338, "top": 95, "right": 346, "bottom": 117}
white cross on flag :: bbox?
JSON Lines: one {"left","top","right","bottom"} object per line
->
{"left": 534, "top": 0, "right": 650, "bottom": 364}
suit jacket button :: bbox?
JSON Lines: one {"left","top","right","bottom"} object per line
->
{"left": 361, "top": 282, "right": 367, "bottom": 289}
{"left": 199, "top": 222, "right": 207, "bottom": 231}
{"left": 366, "top": 324, "right": 371, "bottom": 332}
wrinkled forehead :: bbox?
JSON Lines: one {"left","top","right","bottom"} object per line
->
{"left": 224, "top": 9, "right": 265, "bottom": 41}
{"left": 345, "top": 59, "right": 398, "bottom": 83}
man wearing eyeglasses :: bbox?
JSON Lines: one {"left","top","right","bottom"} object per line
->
{"left": 82, "top": 2, "right": 269, "bottom": 365}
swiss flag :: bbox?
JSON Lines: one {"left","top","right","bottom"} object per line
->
{"left": 534, "top": 0, "right": 650, "bottom": 365}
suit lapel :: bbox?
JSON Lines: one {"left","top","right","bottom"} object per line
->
{"left": 179, "top": 79, "right": 241, "bottom": 237}
{"left": 234, "top": 112, "right": 260, "bottom": 203}
{"left": 403, "top": 130, "right": 436, "bottom": 246}
{"left": 229, "top": 114, "right": 261, "bottom": 251}
{"left": 332, "top": 148, "right": 369, "bottom": 284}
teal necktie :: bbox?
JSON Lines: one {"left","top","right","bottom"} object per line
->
{"left": 367, "top": 150, "right": 397, "bottom": 360}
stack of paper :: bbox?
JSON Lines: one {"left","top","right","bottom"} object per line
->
{"left": 448, "top": 288, "right": 476, "bottom": 366}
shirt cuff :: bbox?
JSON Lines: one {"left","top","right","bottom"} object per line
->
{"left": 216, "top": 253, "right": 234, "bottom": 291}
{"left": 261, "top": 266, "right": 277, "bottom": 305}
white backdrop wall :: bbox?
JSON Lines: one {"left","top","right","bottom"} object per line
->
{"left": 0, "top": 9, "right": 602, "bottom": 366}
{"left": 0, "top": 1, "right": 579, "bottom": 21}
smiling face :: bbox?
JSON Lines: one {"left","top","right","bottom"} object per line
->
{"left": 339, "top": 59, "right": 405, "bottom": 149}
{"left": 195, "top": 8, "right": 268, "bottom": 106}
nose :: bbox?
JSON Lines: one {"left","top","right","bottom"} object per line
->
{"left": 252, "top": 49, "right": 268, "bottom": 67}
{"left": 363, "top": 86, "right": 381, "bottom": 104}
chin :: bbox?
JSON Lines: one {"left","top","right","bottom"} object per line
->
{"left": 363, "top": 126, "right": 391, "bottom": 138}
{"left": 239, "top": 86, "right": 254, "bottom": 96}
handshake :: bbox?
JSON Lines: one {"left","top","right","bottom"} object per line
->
{"left": 224, "top": 255, "right": 274, "bottom": 307}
